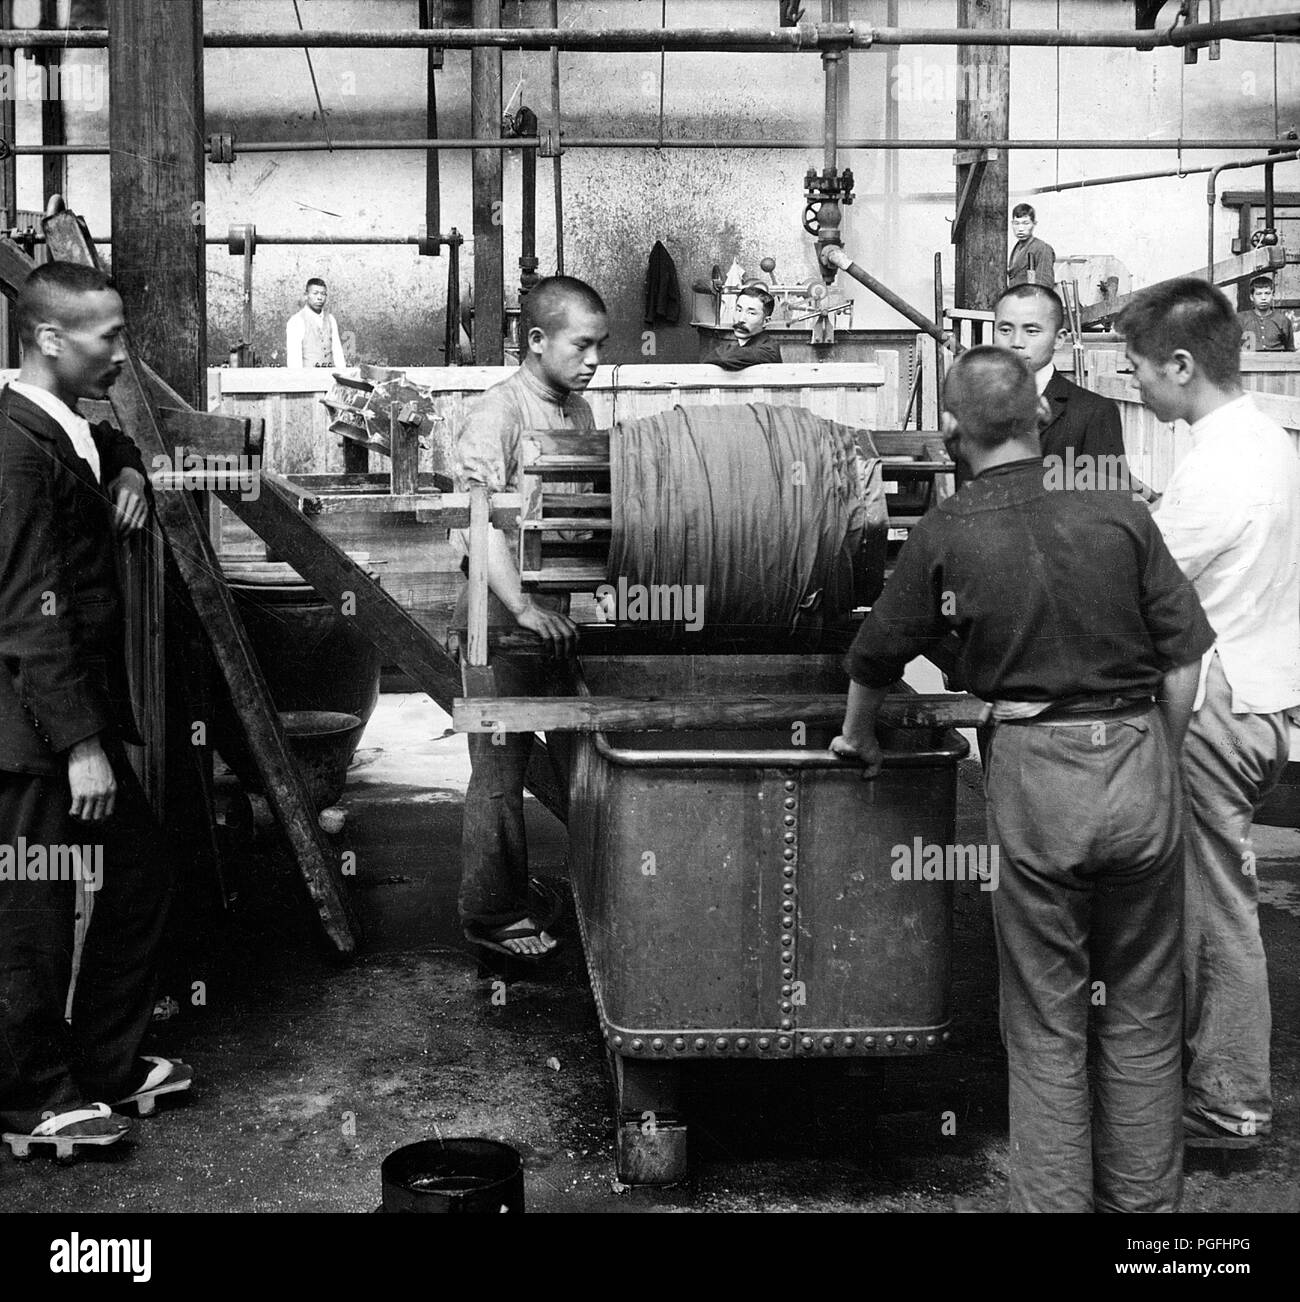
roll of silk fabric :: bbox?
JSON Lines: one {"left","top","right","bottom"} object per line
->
{"left": 607, "top": 403, "right": 884, "bottom": 636}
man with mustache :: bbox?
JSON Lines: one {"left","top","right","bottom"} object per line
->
{"left": 0, "top": 263, "right": 189, "bottom": 1159}
{"left": 701, "top": 283, "right": 783, "bottom": 369}
{"left": 451, "top": 275, "right": 609, "bottom": 959}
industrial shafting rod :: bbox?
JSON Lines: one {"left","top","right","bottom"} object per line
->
{"left": 8, "top": 137, "right": 1300, "bottom": 157}
{"left": 4, "top": 14, "right": 1299, "bottom": 49}
{"left": 823, "top": 246, "right": 958, "bottom": 354}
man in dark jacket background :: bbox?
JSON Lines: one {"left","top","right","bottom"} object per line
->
{"left": 0, "top": 262, "right": 188, "bottom": 1156}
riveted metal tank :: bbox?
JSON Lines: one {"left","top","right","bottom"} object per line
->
{"left": 565, "top": 653, "right": 968, "bottom": 1184}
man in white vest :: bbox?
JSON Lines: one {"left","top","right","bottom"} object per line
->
{"left": 285, "top": 277, "right": 346, "bottom": 369}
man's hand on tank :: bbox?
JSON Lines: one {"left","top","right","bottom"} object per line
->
{"left": 108, "top": 468, "right": 149, "bottom": 536}
{"left": 829, "top": 732, "right": 883, "bottom": 778}
{"left": 67, "top": 735, "right": 117, "bottom": 822}
{"left": 515, "top": 601, "right": 578, "bottom": 657}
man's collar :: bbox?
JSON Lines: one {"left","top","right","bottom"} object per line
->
{"left": 1035, "top": 362, "right": 1057, "bottom": 396}
{"left": 518, "top": 360, "right": 569, "bottom": 405}
{"left": 7, "top": 379, "right": 85, "bottom": 430}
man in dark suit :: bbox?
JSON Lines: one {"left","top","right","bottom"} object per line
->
{"left": 1007, "top": 204, "right": 1056, "bottom": 288}
{"left": 992, "top": 283, "right": 1150, "bottom": 496}
{"left": 0, "top": 262, "right": 189, "bottom": 1158}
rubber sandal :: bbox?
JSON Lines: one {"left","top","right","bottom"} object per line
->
{"left": 1184, "top": 1112, "right": 1260, "bottom": 1150}
{"left": 112, "top": 1056, "right": 194, "bottom": 1117}
{"left": 3, "top": 1103, "right": 132, "bottom": 1160}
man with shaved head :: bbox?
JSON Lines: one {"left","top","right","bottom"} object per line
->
{"left": 1, "top": 262, "right": 188, "bottom": 1160}
{"left": 832, "top": 346, "right": 1214, "bottom": 1212}
{"left": 451, "top": 274, "right": 609, "bottom": 960}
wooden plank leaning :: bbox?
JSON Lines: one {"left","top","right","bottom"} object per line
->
{"left": 34, "top": 211, "right": 364, "bottom": 956}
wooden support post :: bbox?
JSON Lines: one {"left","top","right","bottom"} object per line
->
{"left": 109, "top": 0, "right": 206, "bottom": 405}
{"left": 471, "top": 0, "right": 504, "bottom": 364}
{"left": 37, "top": 0, "right": 66, "bottom": 207}
{"left": 954, "top": 0, "right": 1009, "bottom": 311}
{"left": 389, "top": 406, "right": 420, "bottom": 497}
{"left": 39, "top": 213, "right": 362, "bottom": 957}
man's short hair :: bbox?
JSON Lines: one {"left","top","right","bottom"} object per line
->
{"left": 306, "top": 277, "right": 327, "bottom": 291}
{"left": 521, "top": 275, "right": 607, "bottom": 336}
{"left": 993, "top": 282, "right": 1066, "bottom": 334}
{"left": 1011, "top": 203, "right": 1036, "bottom": 221}
{"left": 1249, "top": 274, "right": 1275, "bottom": 292}
{"left": 15, "top": 262, "right": 115, "bottom": 347}
{"left": 943, "top": 346, "right": 1039, "bottom": 449}
{"left": 737, "top": 283, "right": 775, "bottom": 318}
{"left": 1116, "top": 277, "right": 1241, "bottom": 389}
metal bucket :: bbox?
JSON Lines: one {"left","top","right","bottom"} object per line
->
{"left": 380, "top": 1139, "right": 525, "bottom": 1214}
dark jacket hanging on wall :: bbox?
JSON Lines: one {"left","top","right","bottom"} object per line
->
{"left": 644, "top": 241, "right": 682, "bottom": 326}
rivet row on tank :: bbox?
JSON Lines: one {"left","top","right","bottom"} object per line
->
{"left": 942, "top": 1031, "right": 951, "bottom": 1042}
{"left": 651, "top": 1037, "right": 664, "bottom": 1052}
{"left": 885, "top": 1034, "right": 897, "bottom": 1047}
{"left": 783, "top": 780, "right": 797, "bottom": 792}
{"left": 781, "top": 951, "right": 793, "bottom": 963}
{"left": 782, "top": 849, "right": 796, "bottom": 862}
{"left": 865, "top": 1036, "right": 876, "bottom": 1048}
{"left": 782, "top": 885, "right": 795, "bottom": 899}
{"left": 782, "top": 867, "right": 795, "bottom": 880}
{"left": 783, "top": 815, "right": 796, "bottom": 827}
{"left": 905, "top": 1034, "right": 918, "bottom": 1048}
{"left": 926, "top": 1034, "right": 938, "bottom": 1047}
{"left": 778, "top": 1036, "right": 791, "bottom": 1049}
{"left": 782, "top": 968, "right": 793, "bottom": 979}
{"left": 801, "top": 1036, "right": 815, "bottom": 1051}
{"left": 737, "top": 1037, "right": 750, "bottom": 1051}
{"left": 781, "top": 984, "right": 791, "bottom": 996}
{"left": 694, "top": 1037, "right": 708, "bottom": 1051}
{"left": 715, "top": 1037, "right": 728, "bottom": 1052}
{"left": 613, "top": 1035, "right": 624, "bottom": 1048}
{"left": 843, "top": 1036, "right": 856, "bottom": 1049}
{"left": 780, "top": 1001, "right": 792, "bottom": 1014}
{"left": 783, "top": 797, "right": 796, "bottom": 810}
{"left": 782, "top": 901, "right": 795, "bottom": 913}
{"left": 758, "top": 1037, "right": 771, "bottom": 1050}
{"left": 783, "top": 831, "right": 796, "bottom": 844}
{"left": 674, "top": 1037, "right": 687, "bottom": 1051}
{"left": 631, "top": 1039, "right": 643, "bottom": 1052}
{"left": 822, "top": 1036, "right": 835, "bottom": 1050}
{"left": 780, "top": 1018, "right": 794, "bottom": 1031}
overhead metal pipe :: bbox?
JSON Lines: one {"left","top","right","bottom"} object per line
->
{"left": 1028, "top": 164, "right": 1218, "bottom": 194}
{"left": 1206, "top": 149, "right": 1300, "bottom": 277}
{"left": 822, "top": 245, "right": 958, "bottom": 353}
{"left": 549, "top": 0, "right": 563, "bottom": 274}
{"left": 7, "top": 137, "right": 1300, "bottom": 158}
{"left": 3, "top": 13, "right": 1300, "bottom": 50}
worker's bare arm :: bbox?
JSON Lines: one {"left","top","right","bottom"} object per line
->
{"left": 1157, "top": 658, "right": 1201, "bottom": 755}
{"left": 830, "top": 680, "right": 889, "bottom": 779}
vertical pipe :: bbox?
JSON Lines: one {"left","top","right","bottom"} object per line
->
{"left": 471, "top": 0, "right": 504, "bottom": 364}
{"left": 446, "top": 234, "right": 461, "bottom": 365}
{"left": 549, "top": 0, "right": 564, "bottom": 274}
{"left": 420, "top": 0, "right": 441, "bottom": 246}
{"left": 883, "top": 0, "right": 899, "bottom": 264}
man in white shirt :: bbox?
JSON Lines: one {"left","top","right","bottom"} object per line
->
{"left": 285, "top": 277, "right": 346, "bottom": 369}
{"left": 1119, "top": 278, "right": 1300, "bottom": 1150}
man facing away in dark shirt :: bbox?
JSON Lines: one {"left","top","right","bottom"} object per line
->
{"left": 831, "top": 347, "right": 1213, "bottom": 1213}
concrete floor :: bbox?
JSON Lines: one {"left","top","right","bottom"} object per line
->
{"left": 5, "top": 692, "right": 1299, "bottom": 1213}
